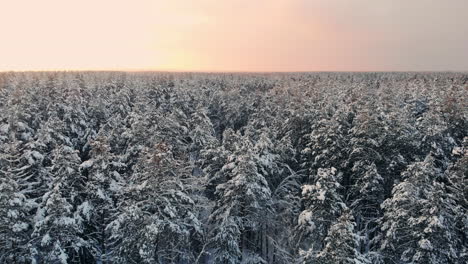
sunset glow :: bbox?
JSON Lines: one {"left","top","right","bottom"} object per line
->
{"left": 1, "top": 0, "right": 467, "bottom": 72}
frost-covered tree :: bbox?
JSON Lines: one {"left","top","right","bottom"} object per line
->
{"left": 80, "top": 133, "right": 125, "bottom": 263}
{"left": 314, "top": 210, "right": 369, "bottom": 264}
{"left": 31, "top": 146, "right": 87, "bottom": 263}
{"left": 208, "top": 129, "right": 272, "bottom": 263}
{"left": 0, "top": 152, "right": 32, "bottom": 263}
{"left": 380, "top": 155, "right": 462, "bottom": 263}
{"left": 346, "top": 109, "right": 388, "bottom": 255}
{"left": 189, "top": 106, "right": 217, "bottom": 154}
{"left": 0, "top": 71, "right": 466, "bottom": 263}
{"left": 445, "top": 139, "right": 468, "bottom": 263}
{"left": 247, "top": 126, "right": 298, "bottom": 263}
{"left": 201, "top": 128, "right": 237, "bottom": 200}
{"left": 296, "top": 167, "right": 347, "bottom": 261}
{"left": 302, "top": 111, "right": 351, "bottom": 176}
{"left": 109, "top": 144, "right": 202, "bottom": 263}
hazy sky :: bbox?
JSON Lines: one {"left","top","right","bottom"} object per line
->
{"left": 1, "top": 0, "right": 467, "bottom": 72}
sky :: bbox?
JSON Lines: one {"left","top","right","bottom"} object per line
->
{"left": 0, "top": 0, "right": 467, "bottom": 72}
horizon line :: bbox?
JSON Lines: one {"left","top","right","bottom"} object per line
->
{"left": 1, "top": 69, "right": 467, "bottom": 74}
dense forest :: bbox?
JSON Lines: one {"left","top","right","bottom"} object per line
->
{"left": 0, "top": 71, "right": 466, "bottom": 264}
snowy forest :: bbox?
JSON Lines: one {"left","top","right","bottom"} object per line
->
{"left": 0, "top": 71, "right": 466, "bottom": 264}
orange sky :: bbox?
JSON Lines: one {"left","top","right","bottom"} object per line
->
{"left": 1, "top": 0, "right": 467, "bottom": 72}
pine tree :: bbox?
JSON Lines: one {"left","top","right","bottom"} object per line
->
{"left": 0, "top": 70, "right": 466, "bottom": 264}
{"left": 208, "top": 129, "right": 272, "bottom": 263}
{"left": 346, "top": 110, "right": 387, "bottom": 255}
{"left": 201, "top": 128, "right": 235, "bottom": 200}
{"left": 380, "top": 155, "right": 462, "bottom": 263}
{"left": 0, "top": 148, "right": 32, "bottom": 263}
{"left": 302, "top": 111, "right": 351, "bottom": 179}
{"left": 31, "top": 146, "right": 87, "bottom": 263}
{"left": 109, "top": 144, "right": 202, "bottom": 263}
{"left": 248, "top": 126, "right": 298, "bottom": 263}
{"left": 296, "top": 167, "right": 347, "bottom": 262}
{"left": 80, "top": 133, "right": 125, "bottom": 263}
{"left": 314, "top": 210, "right": 367, "bottom": 264}
{"left": 445, "top": 138, "right": 468, "bottom": 263}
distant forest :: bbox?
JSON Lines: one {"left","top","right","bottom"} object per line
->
{"left": 0, "top": 72, "right": 466, "bottom": 264}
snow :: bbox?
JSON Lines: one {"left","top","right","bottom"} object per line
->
{"left": 0, "top": 72, "right": 465, "bottom": 264}
{"left": 111, "top": 171, "right": 121, "bottom": 178}
{"left": 222, "top": 162, "right": 236, "bottom": 171}
{"left": 32, "top": 150, "right": 44, "bottom": 160}
{"left": 424, "top": 215, "right": 443, "bottom": 231}
{"left": 452, "top": 147, "right": 462, "bottom": 156}
{"left": 66, "top": 167, "right": 75, "bottom": 174}
{"left": 41, "top": 233, "right": 51, "bottom": 246}
{"left": 163, "top": 206, "right": 176, "bottom": 218}
{"left": 7, "top": 209, "right": 19, "bottom": 218}
{"left": 298, "top": 210, "right": 313, "bottom": 226}
{"left": 55, "top": 216, "right": 75, "bottom": 226}
{"left": 418, "top": 239, "right": 433, "bottom": 250}
{"left": 96, "top": 188, "right": 107, "bottom": 200}
{"left": 58, "top": 250, "right": 68, "bottom": 264}
{"left": 302, "top": 147, "right": 311, "bottom": 154}
{"left": 12, "top": 222, "right": 28, "bottom": 232}
{"left": 109, "top": 179, "right": 122, "bottom": 192}
{"left": 147, "top": 223, "right": 160, "bottom": 235}
{"left": 302, "top": 184, "right": 313, "bottom": 195}
{"left": 80, "top": 160, "right": 94, "bottom": 169}
{"left": 317, "top": 190, "right": 326, "bottom": 201}
{"left": 16, "top": 121, "right": 27, "bottom": 130}
{"left": 34, "top": 207, "right": 46, "bottom": 223}
{"left": 78, "top": 201, "right": 92, "bottom": 220}
{"left": 27, "top": 151, "right": 44, "bottom": 165}
{"left": 9, "top": 197, "right": 23, "bottom": 206}
{"left": 0, "top": 123, "right": 9, "bottom": 133}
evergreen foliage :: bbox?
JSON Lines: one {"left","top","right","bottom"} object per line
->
{"left": 0, "top": 72, "right": 466, "bottom": 263}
